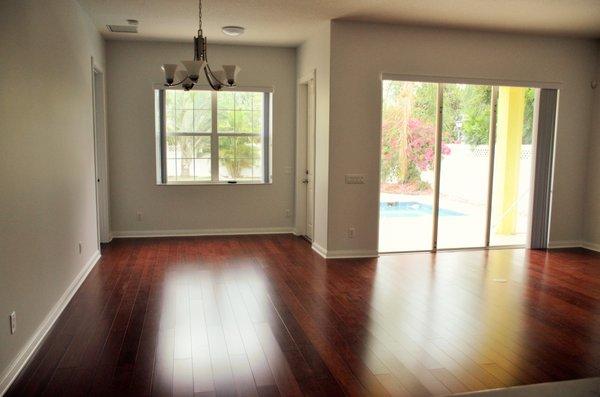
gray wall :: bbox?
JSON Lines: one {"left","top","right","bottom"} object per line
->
{"left": 327, "top": 21, "right": 598, "bottom": 254}
{"left": 584, "top": 47, "right": 600, "bottom": 250}
{"left": 106, "top": 41, "right": 296, "bottom": 236}
{"left": 0, "top": 0, "right": 104, "bottom": 388}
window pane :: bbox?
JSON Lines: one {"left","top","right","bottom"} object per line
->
{"left": 177, "top": 136, "right": 194, "bottom": 158}
{"left": 162, "top": 89, "right": 216, "bottom": 183}
{"left": 165, "top": 90, "right": 212, "bottom": 133}
{"left": 192, "top": 91, "right": 211, "bottom": 109}
{"left": 176, "top": 109, "right": 193, "bottom": 132}
{"left": 167, "top": 158, "right": 177, "bottom": 180}
{"left": 218, "top": 136, "right": 263, "bottom": 182}
{"left": 252, "top": 110, "right": 263, "bottom": 133}
{"left": 176, "top": 90, "right": 193, "bottom": 109}
{"left": 194, "top": 159, "right": 211, "bottom": 181}
{"left": 217, "top": 91, "right": 265, "bottom": 134}
{"left": 217, "top": 110, "right": 235, "bottom": 132}
{"left": 180, "top": 159, "right": 195, "bottom": 181}
{"left": 166, "top": 136, "right": 177, "bottom": 159}
{"left": 251, "top": 136, "right": 263, "bottom": 179}
{"left": 234, "top": 92, "right": 254, "bottom": 110}
{"left": 217, "top": 91, "right": 234, "bottom": 109}
{"left": 218, "top": 136, "right": 235, "bottom": 161}
{"left": 194, "top": 136, "right": 211, "bottom": 158}
{"left": 234, "top": 110, "right": 253, "bottom": 133}
{"left": 165, "top": 135, "right": 211, "bottom": 182}
{"left": 378, "top": 80, "right": 437, "bottom": 252}
{"left": 166, "top": 108, "right": 176, "bottom": 132}
{"left": 437, "top": 83, "right": 491, "bottom": 249}
{"left": 194, "top": 109, "right": 211, "bottom": 132}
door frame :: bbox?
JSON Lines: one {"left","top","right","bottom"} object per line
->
{"left": 294, "top": 70, "right": 317, "bottom": 239}
{"left": 91, "top": 58, "right": 111, "bottom": 245}
{"left": 378, "top": 73, "right": 560, "bottom": 254}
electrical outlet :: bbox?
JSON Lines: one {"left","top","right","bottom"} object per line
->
{"left": 285, "top": 209, "right": 291, "bottom": 218}
{"left": 78, "top": 242, "right": 82, "bottom": 254}
{"left": 9, "top": 311, "right": 16, "bottom": 334}
{"left": 137, "top": 211, "right": 143, "bottom": 221}
{"left": 348, "top": 227, "right": 356, "bottom": 238}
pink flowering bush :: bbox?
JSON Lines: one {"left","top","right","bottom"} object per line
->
{"left": 406, "top": 119, "right": 451, "bottom": 171}
{"left": 381, "top": 115, "right": 451, "bottom": 190}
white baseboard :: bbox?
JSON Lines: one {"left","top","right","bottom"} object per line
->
{"left": 311, "top": 242, "right": 378, "bottom": 259}
{"left": 548, "top": 240, "right": 582, "bottom": 249}
{"left": 325, "top": 249, "right": 379, "bottom": 259}
{"left": 111, "top": 227, "right": 294, "bottom": 238}
{"left": 311, "top": 242, "right": 328, "bottom": 258}
{"left": 0, "top": 250, "right": 101, "bottom": 396}
{"left": 547, "top": 240, "right": 600, "bottom": 253}
{"left": 582, "top": 241, "right": 600, "bottom": 252}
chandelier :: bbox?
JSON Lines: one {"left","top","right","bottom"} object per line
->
{"left": 161, "top": 0, "right": 240, "bottom": 91}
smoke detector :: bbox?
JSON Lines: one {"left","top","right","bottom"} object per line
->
{"left": 222, "top": 26, "right": 245, "bottom": 36}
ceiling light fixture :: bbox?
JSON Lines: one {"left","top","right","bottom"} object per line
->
{"left": 161, "top": 0, "right": 240, "bottom": 91}
{"left": 222, "top": 26, "right": 245, "bottom": 36}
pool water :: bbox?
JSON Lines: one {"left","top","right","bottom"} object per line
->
{"left": 380, "top": 201, "right": 464, "bottom": 217}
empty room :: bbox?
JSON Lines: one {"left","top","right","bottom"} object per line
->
{"left": 2, "top": 0, "right": 600, "bottom": 396}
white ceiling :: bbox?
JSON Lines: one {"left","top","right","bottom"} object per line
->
{"left": 78, "top": 0, "right": 600, "bottom": 47}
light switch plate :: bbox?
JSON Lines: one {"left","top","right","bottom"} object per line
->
{"left": 345, "top": 174, "right": 366, "bottom": 184}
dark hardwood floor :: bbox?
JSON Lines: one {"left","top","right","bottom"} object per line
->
{"left": 6, "top": 235, "right": 600, "bottom": 396}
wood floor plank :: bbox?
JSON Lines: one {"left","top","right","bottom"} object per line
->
{"left": 6, "top": 236, "right": 600, "bottom": 397}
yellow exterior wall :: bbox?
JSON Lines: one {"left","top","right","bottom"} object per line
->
{"left": 494, "top": 87, "right": 526, "bottom": 234}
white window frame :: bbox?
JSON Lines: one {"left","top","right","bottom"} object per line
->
{"left": 155, "top": 85, "right": 273, "bottom": 185}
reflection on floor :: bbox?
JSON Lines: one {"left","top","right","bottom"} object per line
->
{"left": 7, "top": 235, "right": 600, "bottom": 396}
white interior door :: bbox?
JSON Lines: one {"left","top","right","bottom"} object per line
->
{"left": 306, "top": 79, "right": 316, "bottom": 240}
{"left": 92, "top": 66, "right": 110, "bottom": 244}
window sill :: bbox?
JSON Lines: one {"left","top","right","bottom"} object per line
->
{"left": 156, "top": 181, "right": 272, "bottom": 186}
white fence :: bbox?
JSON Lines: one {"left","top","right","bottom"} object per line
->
{"left": 422, "top": 144, "right": 532, "bottom": 207}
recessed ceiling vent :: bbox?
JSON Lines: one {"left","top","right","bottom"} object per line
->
{"left": 106, "top": 24, "right": 138, "bottom": 33}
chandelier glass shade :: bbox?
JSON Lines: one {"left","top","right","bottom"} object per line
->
{"left": 161, "top": 0, "right": 240, "bottom": 91}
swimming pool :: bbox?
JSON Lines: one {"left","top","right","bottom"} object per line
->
{"left": 380, "top": 201, "right": 464, "bottom": 217}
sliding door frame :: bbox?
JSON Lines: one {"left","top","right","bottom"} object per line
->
{"left": 379, "top": 73, "right": 560, "bottom": 254}
{"left": 431, "top": 85, "right": 444, "bottom": 250}
{"left": 484, "top": 86, "right": 499, "bottom": 247}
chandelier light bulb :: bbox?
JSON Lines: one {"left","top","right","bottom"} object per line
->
{"left": 222, "top": 65, "right": 241, "bottom": 85}
{"left": 161, "top": 64, "right": 178, "bottom": 85}
{"left": 181, "top": 60, "right": 206, "bottom": 82}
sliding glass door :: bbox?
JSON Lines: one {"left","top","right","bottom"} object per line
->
{"left": 379, "top": 79, "right": 541, "bottom": 253}
{"left": 437, "top": 84, "right": 492, "bottom": 249}
{"left": 489, "top": 87, "right": 536, "bottom": 246}
{"left": 379, "top": 80, "right": 437, "bottom": 252}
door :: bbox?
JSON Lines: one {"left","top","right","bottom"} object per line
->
{"left": 379, "top": 80, "right": 437, "bottom": 252}
{"left": 92, "top": 65, "right": 110, "bottom": 245}
{"left": 436, "top": 83, "right": 493, "bottom": 249}
{"left": 379, "top": 78, "right": 543, "bottom": 253}
{"left": 305, "top": 79, "right": 316, "bottom": 240}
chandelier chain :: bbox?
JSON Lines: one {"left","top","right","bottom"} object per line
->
{"left": 198, "top": 0, "right": 202, "bottom": 32}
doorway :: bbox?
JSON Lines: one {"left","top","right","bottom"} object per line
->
{"left": 295, "top": 74, "right": 316, "bottom": 241}
{"left": 92, "top": 62, "right": 110, "bottom": 245}
{"left": 379, "top": 79, "right": 547, "bottom": 253}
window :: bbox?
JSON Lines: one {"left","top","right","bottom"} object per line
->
{"left": 155, "top": 88, "right": 272, "bottom": 184}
